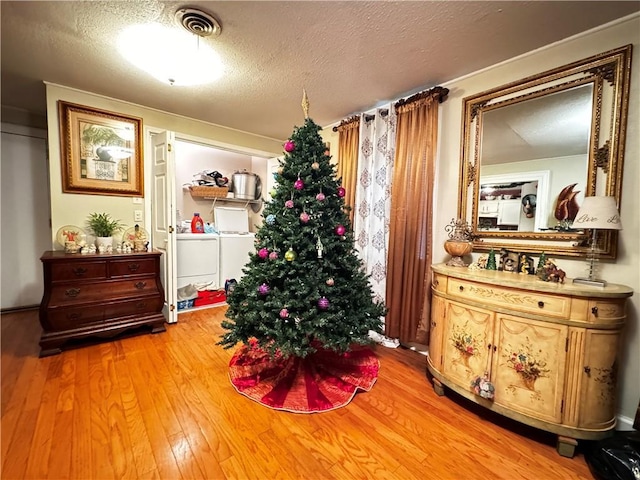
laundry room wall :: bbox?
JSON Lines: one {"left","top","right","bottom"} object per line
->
{"left": 175, "top": 140, "right": 255, "bottom": 226}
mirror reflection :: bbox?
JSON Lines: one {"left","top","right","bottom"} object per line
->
{"left": 459, "top": 45, "right": 632, "bottom": 258}
{"left": 479, "top": 84, "right": 592, "bottom": 233}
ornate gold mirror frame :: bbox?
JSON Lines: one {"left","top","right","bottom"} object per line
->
{"left": 458, "top": 45, "right": 632, "bottom": 258}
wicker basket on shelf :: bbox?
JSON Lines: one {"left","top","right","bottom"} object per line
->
{"left": 188, "top": 186, "right": 229, "bottom": 198}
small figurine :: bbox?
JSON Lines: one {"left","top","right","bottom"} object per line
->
{"left": 471, "top": 372, "right": 495, "bottom": 400}
{"left": 537, "top": 258, "right": 566, "bottom": 283}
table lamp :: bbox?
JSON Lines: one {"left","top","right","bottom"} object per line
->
{"left": 572, "top": 196, "right": 622, "bottom": 287}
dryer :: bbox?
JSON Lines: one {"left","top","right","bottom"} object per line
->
{"left": 214, "top": 207, "right": 255, "bottom": 285}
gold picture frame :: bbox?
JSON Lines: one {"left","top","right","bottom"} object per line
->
{"left": 59, "top": 101, "right": 143, "bottom": 196}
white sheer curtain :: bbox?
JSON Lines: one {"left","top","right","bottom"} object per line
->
{"left": 354, "top": 106, "right": 397, "bottom": 347}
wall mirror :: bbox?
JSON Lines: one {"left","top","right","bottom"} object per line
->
{"left": 458, "top": 45, "right": 632, "bottom": 258}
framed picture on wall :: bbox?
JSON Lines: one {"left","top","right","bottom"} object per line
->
{"left": 58, "top": 101, "right": 143, "bottom": 196}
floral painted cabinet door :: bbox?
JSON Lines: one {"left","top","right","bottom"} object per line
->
{"left": 442, "top": 301, "right": 493, "bottom": 389}
{"left": 575, "top": 329, "right": 620, "bottom": 430}
{"left": 492, "top": 313, "right": 567, "bottom": 424}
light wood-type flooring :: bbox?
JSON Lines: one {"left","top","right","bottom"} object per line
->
{"left": 1, "top": 307, "right": 594, "bottom": 479}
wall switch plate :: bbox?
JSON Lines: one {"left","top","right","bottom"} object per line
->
{"left": 134, "top": 210, "right": 143, "bottom": 222}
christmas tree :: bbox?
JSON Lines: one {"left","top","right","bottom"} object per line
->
{"left": 219, "top": 94, "right": 385, "bottom": 359}
{"left": 486, "top": 248, "right": 497, "bottom": 270}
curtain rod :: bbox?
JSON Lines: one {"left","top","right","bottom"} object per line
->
{"left": 395, "top": 86, "right": 449, "bottom": 109}
{"left": 332, "top": 115, "right": 360, "bottom": 132}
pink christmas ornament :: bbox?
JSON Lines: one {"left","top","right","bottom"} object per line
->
{"left": 285, "top": 200, "right": 294, "bottom": 209}
{"left": 258, "top": 247, "right": 269, "bottom": 259}
{"left": 316, "top": 192, "right": 325, "bottom": 201}
{"left": 279, "top": 308, "right": 289, "bottom": 318}
{"left": 284, "top": 140, "right": 295, "bottom": 152}
{"left": 335, "top": 224, "right": 346, "bottom": 236}
{"left": 318, "top": 297, "right": 330, "bottom": 310}
{"left": 337, "top": 186, "right": 346, "bottom": 198}
{"left": 300, "top": 212, "right": 310, "bottom": 223}
{"left": 326, "top": 277, "right": 334, "bottom": 286}
{"left": 294, "top": 179, "right": 304, "bottom": 190}
{"left": 269, "top": 251, "right": 279, "bottom": 260}
{"left": 258, "top": 283, "right": 270, "bottom": 295}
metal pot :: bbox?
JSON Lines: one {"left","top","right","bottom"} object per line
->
{"left": 232, "top": 170, "right": 262, "bottom": 200}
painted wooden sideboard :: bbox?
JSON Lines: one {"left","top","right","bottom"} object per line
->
{"left": 427, "top": 263, "right": 633, "bottom": 457}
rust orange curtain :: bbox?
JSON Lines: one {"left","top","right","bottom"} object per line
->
{"left": 385, "top": 87, "right": 448, "bottom": 346}
{"left": 336, "top": 116, "right": 360, "bottom": 225}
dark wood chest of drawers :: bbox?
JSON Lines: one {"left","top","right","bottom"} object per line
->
{"left": 38, "top": 250, "right": 166, "bottom": 356}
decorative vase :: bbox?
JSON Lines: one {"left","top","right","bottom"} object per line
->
{"left": 95, "top": 236, "right": 113, "bottom": 252}
{"left": 444, "top": 240, "right": 473, "bottom": 267}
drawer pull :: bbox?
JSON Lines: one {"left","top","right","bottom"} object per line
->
{"left": 591, "top": 306, "right": 598, "bottom": 317}
{"left": 128, "top": 263, "right": 141, "bottom": 272}
{"left": 72, "top": 267, "right": 87, "bottom": 276}
{"left": 459, "top": 285, "right": 464, "bottom": 292}
{"left": 584, "top": 366, "right": 591, "bottom": 375}
{"left": 538, "top": 301, "right": 545, "bottom": 308}
{"left": 65, "top": 288, "right": 81, "bottom": 298}
{"left": 487, "top": 343, "right": 492, "bottom": 350}
{"left": 134, "top": 281, "right": 147, "bottom": 290}
{"left": 66, "top": 313, "right": 81, "bottom": 320}
{"left": 493, "top": 345, "right": 497, "bottom": 352}
{"left": 135, "top": 301, "right": 147, "bottom": 309}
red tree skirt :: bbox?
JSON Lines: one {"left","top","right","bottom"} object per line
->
{"left": 228, "top": 343, "right": 379, "bottom": 413}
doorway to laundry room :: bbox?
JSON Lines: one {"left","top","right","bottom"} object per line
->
{"left": 150, "top": 129, "right": 275, "bottom": 324}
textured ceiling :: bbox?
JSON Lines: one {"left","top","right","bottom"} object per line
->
{"left": 1, "top": 1, "right": 639, "bottom": 141}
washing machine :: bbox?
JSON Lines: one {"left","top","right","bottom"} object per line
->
{"left": 214, "top": 207, "right": 255, "bottom": 285}
{"left": 176, "top": 233, "right": 220, "bottom": 289}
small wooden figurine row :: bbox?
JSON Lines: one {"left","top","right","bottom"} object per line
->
{"left": 469, "top": 249, "right": 566, "bottom": 283}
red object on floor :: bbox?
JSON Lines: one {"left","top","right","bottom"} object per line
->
{"left": 194, "top": 289, "right": 226, "bottom": 307}
{"left": 228, "top": 342, "right": 379, "bottom": 413}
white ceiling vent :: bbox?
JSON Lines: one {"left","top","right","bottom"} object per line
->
{"left": 175, "top": 7, "right": 221, "bottom": 37}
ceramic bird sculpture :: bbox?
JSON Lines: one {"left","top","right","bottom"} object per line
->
{"left": 554, "top": 183, "right": 581, "bottom": 223}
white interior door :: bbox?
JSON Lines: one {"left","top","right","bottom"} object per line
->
{"left": 151, "top": 131, "right": 178, "bottom": 324}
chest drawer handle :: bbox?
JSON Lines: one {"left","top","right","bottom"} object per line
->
{"left": 135, "top": 301, "right": 147, "bottom": 309}
{"left": 538, "top": 301, "right": 545, "bottom": 308}
{"left": 65, "top": 288, "right": 81, "bottom": 298}
{"left": 66, "top": 312, "right": 81, "bottom": 320}
{"left": 128, "top": 263, "right": 141, "bottom": 272}
{"left": 459, "top": 285, "right": 464, "bottom": 292}
{"left": 591, "top": 306, "right": 598, "bottom": 317}
{"left": 134, "top": 281, "right": 147, "bottom": 290}
{"left": 72, "top": 267, "right": 87, "bottom": 276}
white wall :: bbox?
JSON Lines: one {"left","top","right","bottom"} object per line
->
{"left": 1, "top": 124, "right": 50, "bottom": 309}
{"left": 174, "top": 140, "right": 253, "bottom": 226}
{"left": 436, "top": 15, "right": 640, "bottom": 424}
{"left": 45, "top": 84, "right": 283, "bottom": 250}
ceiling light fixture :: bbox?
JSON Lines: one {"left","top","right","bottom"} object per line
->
{"left": 117, "top": 7, "right": 224, "bottom": 86}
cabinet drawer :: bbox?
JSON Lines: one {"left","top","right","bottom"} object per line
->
{"left": 45, "top": 305, "right": 104, "bottom": 330}
{"left": 109, "top": 258, "right": 157, "bottom": 277}
{"left": 104, "top": 297, "right": 163, "bottom": 319}
{"left": 447, "top": 278, "right": 570, "bottom": 319}
{"left": 432, "top": 273, "right": 447, "bottom": 293}
{"left": 49, "top": 277, "right": 160, "bottom": 305}
{"left": 51, "top": 261, "right": 107, "bottom": 282}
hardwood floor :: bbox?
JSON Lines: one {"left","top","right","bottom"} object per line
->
{"left": 1, "top": 307, "right": 594, "bottom": 479}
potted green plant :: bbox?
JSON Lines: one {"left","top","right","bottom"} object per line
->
{"left": 86, "top": 212, "right": 124, "bottom": 250}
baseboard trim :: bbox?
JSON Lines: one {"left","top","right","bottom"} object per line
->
{"left": 0, "top": 305, "right": 39, "bottom": 315}
{"left": 616, "top": 414, "right": 635, "bottom": 431}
